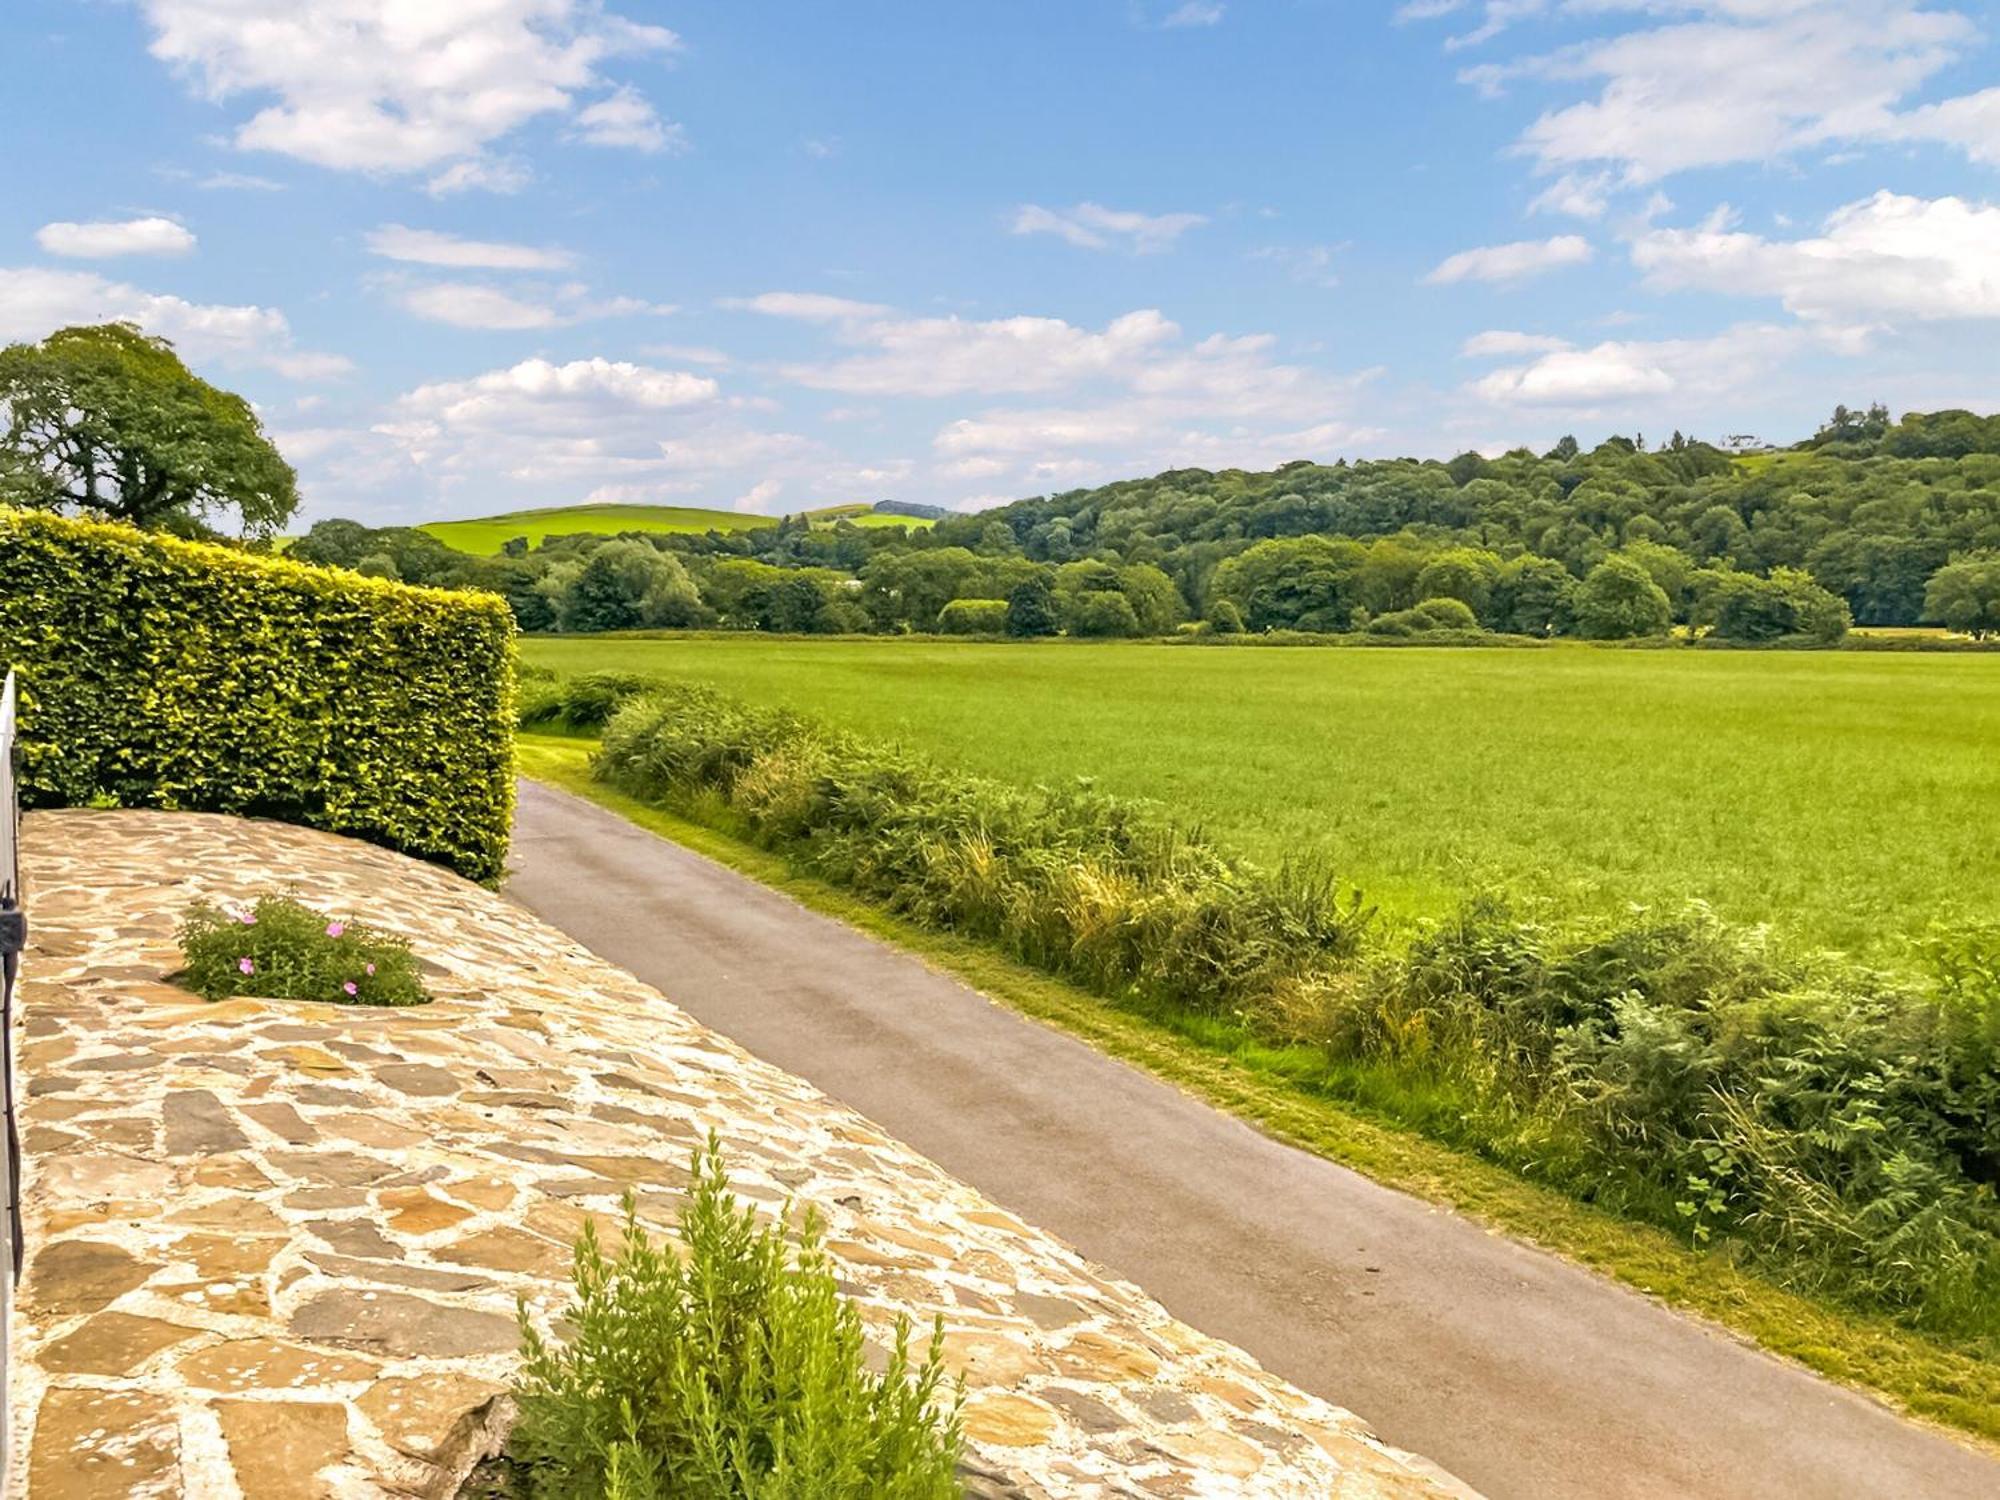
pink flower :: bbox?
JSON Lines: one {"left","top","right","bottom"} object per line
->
{"left": 343, "top": 981, "right": 358, "bottom": 996}
{"left": 237, "top": 911, "right": 256, "bottom": 926}
{"left": 238, "top": 957, "right": 255, "bottom": 975}
{"left": 325, "top": 921, "right": 346, "bottom": 939}
{"left": 365, "top": 962, "right": 376, "bottom": 976}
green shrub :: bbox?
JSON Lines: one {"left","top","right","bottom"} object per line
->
{"left": 1067, "top": 591, "right": 1140, "bottom": 637}
{"left": 1004, "top": 578, "right": 1061, "bottom": 637}
{"left": 596, "top": 685, "right": 1367, "bottom": 1022}
{"left": 519, "top": 671, "right": 656, "bottom": 730}
{"left": 1413, "top": 597, "right": 1480, "bottom": 631}
{"left": 510, "top": 1136, "right": 961, "bottom": 1499}
{"left": 0, "top": 508, "right": 515, "bottom": 881}
{"left": 936, "top": 598, "right": 1009, "bottom": 636}
{"left": 1574, "top": 556, "right": 1674, "bottom": 639}
{"left": 178, "top": 894, "right": 428, "bottom": 1006}
{"left": 1205, "top": 598, "right": 1245, "bottom": 634}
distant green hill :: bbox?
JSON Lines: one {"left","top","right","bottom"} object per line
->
{"left": 419, "top": 501, "right": 931, "bottom": 556}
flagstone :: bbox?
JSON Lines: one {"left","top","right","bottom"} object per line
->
{"left": 38, "top": 1312, "right": 201, "bottom": 1376}
{"left": 12, "top": 808, "right": 1473, "bottom": 1500}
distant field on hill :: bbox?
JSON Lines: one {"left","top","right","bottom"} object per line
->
{"left": 421, "top": 501, "right": 933, "bottom": 555}
{"left": 520, "top": 635, "right": 2000, "bottom": 957}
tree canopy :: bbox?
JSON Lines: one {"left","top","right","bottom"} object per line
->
{"left": 0, "top": 322, "right": 298, "bottom": 537}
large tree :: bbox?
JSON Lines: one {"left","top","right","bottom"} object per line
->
{"left": 0, "top": 322, "right": 297, "bottom": 536}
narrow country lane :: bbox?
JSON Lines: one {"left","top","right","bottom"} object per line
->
{"left": 507, "top": 778, "right": 2000, "bottom": 1500}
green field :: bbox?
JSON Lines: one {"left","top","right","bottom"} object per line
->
{"left": 420, "top": 501, "right": 932, "bottom": 555}
{"left": 520, "top": 636, "right": 2000, "bottom": 958}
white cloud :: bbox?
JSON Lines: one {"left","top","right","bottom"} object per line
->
{"left": 137, "top": 0, "right": 678, "bottom": 175}
{"left": 723, "top": 291, "right": 891, "bottom": 322}
{"left": 784, "top": 309, "right": 1183, "bottom": 397}
{"left": 1461, "top": 329, "right": 1573, "bottom": 357}
{"left": 1469, "top": 323, "right": 1802, "bottom": 409}
{"left": 425, "top": 157, "right": 534, "bottom": 197}
{"left": 365, "top": 224, "right": 574, "bottom": 271}
{"left": 1161, "top": 3, "right": 1225, "bottom": 28}
{"left": 36, "top": 217, "right": 196, "bottom": 259}
{"left": 734, "top": 477, "right": 784, "bottom": 513}
{"left": 0, "top": 265, "right": 348, "bottom": 378}
{"left": 198, "top": 171, "right": 285, "bottom": 191}
{"left": 1528, "top": 171, "right": 1611, "bottom": 220}
{"left": 1444, "top": 2, "right": 1997, "bottom": 185}
{"left": 1011, "top": 202, "right": 1207, "bottom": 254}
{"left": 1894, "top": 87, "right": 2000, "bottom": 167}
{"left": 371, "top": 353, "right": 855, "bottom": 515}
{"left": 395, "top": 280, "right": 672, "bottom": 329}
{"left": 1425, "top": 235, "right": 1593, "bottom": 284}
{"left": 571, "top": 86, "right": 687, "bottom": 153}
{"left": 1631, "top": 191, "right": 2000, "bottom": 324}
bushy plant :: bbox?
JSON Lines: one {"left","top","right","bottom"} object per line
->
{"left": 936, "top": 598, "right": 1009, "bottom": 636}
{"left": 510, "top": 1136, "right": 961, "bottom": 1499}
{"left": 596, "top": 685, "right": 1368, "bottom": 1022}
{"left": 178, "top": 894, "right": 428, "bottom": 1006}
{"left": 1066, "top": 590, "right": 1141, "bottom": 638}
{"left": 1574, "top": 556, "right": 1674, "bottom": 639}
{"left": 519, "top": 671, "right": 657, "bottom": 730}
{"left": 1363, "top": 597, "right": 1482, "bottom": 636}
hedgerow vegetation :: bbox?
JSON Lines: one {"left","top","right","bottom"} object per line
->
{"left": 298, "top": 405, "right": 2000, "bottom": 646}
{"left": 0, "top": 508, "right": 516, "bottom": 881}
{"left": 509, "top": 1136, "right": 961, "bottom": 1499}
{"left": 561, "top": 674, "right": 2000, "bottom": 1347}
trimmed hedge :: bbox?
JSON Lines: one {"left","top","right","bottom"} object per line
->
{"left": 0, "top": 508, "right": 516, "bottom": 881}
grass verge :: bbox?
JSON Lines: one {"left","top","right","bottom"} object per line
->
{"left": 516, "top": 731, "right": 2000, "bottom": 1451}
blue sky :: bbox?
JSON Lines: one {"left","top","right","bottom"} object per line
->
{"left": 4, "top": 1, "right": 1999, "bottom": 524}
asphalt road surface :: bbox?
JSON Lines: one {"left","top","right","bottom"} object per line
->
{"left": 508, "top": 778, "right": 1999, "bottom": 1500}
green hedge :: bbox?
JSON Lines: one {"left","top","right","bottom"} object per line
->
{"left": 0, "top": 508, "right": 516, "bottom": 881}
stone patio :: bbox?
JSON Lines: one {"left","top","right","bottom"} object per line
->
{"left": 8, "top": 809, "right": 1473, "bottom": 1498}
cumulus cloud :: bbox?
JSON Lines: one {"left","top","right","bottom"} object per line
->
{"left": 1425, "top": 235, "right": 1593, "bottom": 284}
{"left": 365, "top": 224, "right": 575, "bottom": 271}
{"left": 571, "top": 85, "right": 687, "bottom": 153}
{"left": 1631, "top": 191, "right": 2000, "bottom": 324}
{"left": 367, "top": 352, "right": 870, "bottom": 515}
{"left": 0, "top": 265, "right": 347, "bottom": 378}
{"left": 1437, "top": 2, "right": 1997, "bottom": 186}
{"left": 136, "top": 0, "right": 678, "bottom": 176}
{"left": 1528, "top": 171, "right": 1612, "bottom": 220}
{"left": 1469, "top": 323, "right": 1802, "bottom": 409}
{"left": 398, "top": 358, "right": 715, "bottom": 424}
{"left": 425, "top": 157, "right": 534, "bottom": 197}
{"left": 782, "top": 309, "right": 1183, "bottom": 397}
{"left": 1011, "top": 202, "right": 1207, "bottom": 254}
{"left": 395, "top": 280, "right": 673, "bottom": 330}
{"left": 37, "top": 217, "right": 196, "bottom": 259}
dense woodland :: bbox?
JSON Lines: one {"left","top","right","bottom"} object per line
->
{"left": 293, "top": 404, "right": 2000, "bottom": 643}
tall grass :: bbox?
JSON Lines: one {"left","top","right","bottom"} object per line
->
{"left": 569, "top": 676, "right": 2000, "bottom": 1347}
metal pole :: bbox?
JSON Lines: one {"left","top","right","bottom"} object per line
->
{"left": 0, "top": 670, "right": 24, "bottom": 1494}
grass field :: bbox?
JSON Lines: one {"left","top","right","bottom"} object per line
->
{"left": 419, "top": 501, "right": 932, "bottom": 555}
{"left": 520, "top": 636, "right": 2000, "bottom": 958}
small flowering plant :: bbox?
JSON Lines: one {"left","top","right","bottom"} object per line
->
{"left": 178, "top": 894, "right": 428, "bottom": 1007}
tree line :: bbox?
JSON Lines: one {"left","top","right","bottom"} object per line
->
{"left": 5, "top": 323, "right": 1998, "bottom": 641}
